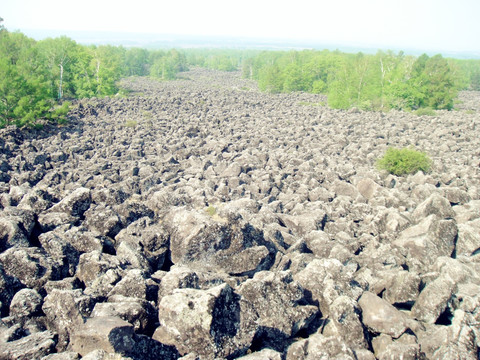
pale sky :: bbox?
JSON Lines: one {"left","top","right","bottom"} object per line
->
{"left": 2, "top": 0, "right": 480, "bottom": 53}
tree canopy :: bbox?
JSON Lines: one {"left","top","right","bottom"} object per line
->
{"left": 1, "top": 25, "right": 479, "bottom": 129}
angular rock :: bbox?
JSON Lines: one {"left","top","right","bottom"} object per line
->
{"left": 9, "top": 288, "right": 43, "bottom": 319}
{"left": 48, "top": 187, "right": 91, "bottom": 217}
{"left": 358, "top": 291, "right": 410, "bottom": 338}
{"left": 166, "top": 208, "right": 232, "bottom": 264}
{"left": 285, "top": 333, "right": 357, "bottom": 360}
{"left": 76, "top": 251, "right": 123, "bottom": 287}
{"left": 42, "top": 289, "right": 94, "bottom": 350}
{"left": 37, "top": 212, "right": 76, "bottom": 232}
{"left": 294, "top": 258, "right": 362, "bottom": 316}
{"left": 125, "top": 334, "right": 180, "bottom": 360}
{"left": 393, "top": 215, "right": 457, "bottom": 269}
{"left": 0, "top": 207, "right": 36, "bottom": 250}
{"left": 444, "top": 187, "right": 471, "bottom": 205}
{"left": 92, "top": 295, "right": 156, "bottom": 335}
{"left": 114, "top": 200, "right": 154, "bottom": 227}
{"left": 0, "top": 247, "right": 60, "bottom": 290}
{"left": 157, "top": 265, "right": 200, "bottom": 299}
{"left": 372, "top": 333, "right": 420, "bottom": 360}
{"left": 236, "top": 348, "right": 282, "bottom": 360}
{"left": 304, "top": 230, "right": 333, "bottom": 258}
{"left": 322, "top": 295, "right": 368, "bottom": 348}
{"left": 83, "top": 269, "right": 123, "bottom": 300}
{"left": 108, "top": 269, "right": 148, "bottom": 300}
{"left": 0, "top": 262, "right": 24, "bottom": 316}
{"left": 412, "top": 193, "right": 455, "bottom": 220}
{"left": 0, "top": 330, "right": 56, "bottom": 360}
{"left": 41, "top": 352, "right": 80, "bottom": 360}
{"left": 456, "top": 219, "right": 480, "bottom": 256}
{"left": 411, "top": 275, "right": 456, "bottom": 324}
{"left": 417, "top": 310, "right": 478, "bottom": 359}
{"left": 154, "top": 283, "right": 255, "bottom": 358}
{"left": 83, "top": 204, "right": 123, "bottom": 239}
{"left": 69, "top": 316, "right": 135, "bottom": 356}
{"left": 383, "top": 270, "right": 421, "bottom": 306}
{"left": 114, "top": 217, "right": 169, "bottom": 272}
{"left": 276, "top": 210, "right": 326, "bottom": 237}
{"left": 63, "top": 227, "right": 114, "bottom": 254}
{"left": 38, "top": 231, "right": 80, "bottom": 277}
{"left": 116, "top": 240, "right": 151, "bottom": 272}
{"left": 238, "top": 271, "right": 318, "bottom": 349}
{"left": 167, "top": 209, "right": 275, "bottom": 276}
{"left": 356, "top": 177, "right": 382, "bottom": 200}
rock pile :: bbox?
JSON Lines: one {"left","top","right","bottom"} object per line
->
{"left": 0, "top": 68, "right": 479, "bottom": 359}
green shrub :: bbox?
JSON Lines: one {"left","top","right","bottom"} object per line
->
{"left": 413, "top": 107, "right": 436, "bottom": 116}
{"left": 377, "top": 147, "right": 432, "bottom": 176}
{"left": 125, "top": 120, "right": 137, "bottom": 128}
{"left": 205, "top": 206, "right": 216, "bottom": 217}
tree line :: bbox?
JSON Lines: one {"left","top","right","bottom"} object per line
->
{"left": 0, "top": 21, "right": 255, "bottom": 128}
{"left": 243, "top": 49, "right": 480, "bottom": 111}
{"left": 1, "top": 20, "right": 480, "bottom": 128}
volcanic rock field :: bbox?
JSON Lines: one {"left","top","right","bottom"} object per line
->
{"left": 1, "top": 68, "right": 480, "bottom": 359}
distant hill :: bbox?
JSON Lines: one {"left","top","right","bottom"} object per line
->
{"left": 20, "top": 28, "right": 480, "bottom": 59}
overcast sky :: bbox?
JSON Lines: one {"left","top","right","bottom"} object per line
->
{"left": 2, "top": 0, "right": 480, "bottom": 52}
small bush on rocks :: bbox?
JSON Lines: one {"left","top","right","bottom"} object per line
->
{"left": 377, "top": 147, "right": 432, "bottom": 176}
{"left": 414, "top": 107, "right": 436, "bottom": 116}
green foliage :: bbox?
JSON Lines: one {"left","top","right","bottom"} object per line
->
{"left": 414, "top": 107, "right": 436, "bottom": 116}
{"left": 248, "top": 49, "right": 466, "bottom": 112}
{"left": 377, "top": 147, "right": 432, "bottom": 176}
{"left": 150, "top": 49, "right": 188, "bottom": 80}
{"left": 125, "top": 120, "right": 137, "bottom": 128}
{"left": 205, "top": 206, "right": 217, "bottom": 217}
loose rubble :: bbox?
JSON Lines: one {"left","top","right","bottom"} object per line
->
{"left": 0, "top": 68, "right": 479, "bottom": 359}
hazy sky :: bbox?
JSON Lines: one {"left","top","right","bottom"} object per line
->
{"left": 2, "top": 0, "right": 480, "bottom": 52}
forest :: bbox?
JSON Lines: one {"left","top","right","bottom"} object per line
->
{"left": 1, "top": 20, "right": 480, "bottom": 128}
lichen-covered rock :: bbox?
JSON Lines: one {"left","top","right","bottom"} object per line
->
{"left": 47, "top": 187, "right": 91, "bottom": 218}
{"left": 322, "top": 295, "right": 368, "bottom": 348}
{"left": 0, "top": 69, "right": 479, "bottom": 359}
{"left": 0, "top": 262, "right": 24, "bottom": 316}
{"left": 42, "top": 289, "right": 94, "bottom": 350}
{"left": 285, "top": 333, "right": 357, "bottom": 360}
{"left": 238, "top": 271, "right": 318, "bottom": 350}
{"left": 0, "top": 330, "right": 56, "bottom": 360}
{"left": 0, "top": 207, "right": 36, "bottom": 250}
{"left": 69, "top": 316, "right": 135, "bottom": 356}
{"left": 9, "top": 288, "right": 43, "bottom": 320}
{"left": 456, "top": 219, "right": 480, "bottom": 256}
{"left": 393, "top": 215, "right": 457, "bottom": 270}
{"left": 114, "top": 217, "right": 169, "bottom": 271}
{"left": 416, "top": 310, "right": 478, "bottom": 359}
{"left": 293, "top": 258, "right": 362, "bottom": 316}
{"left": 76, "top": 251, "right": 124, "bottom": 287}
{"left": 83, "top": 204, "right": 123, "bottom": 239}
{"left": 412, "top": 193, "right": 455, "bottom": 220}
{"left": 0, "top": 247, "right": 60, "bottom": 290}
{"left": 38, "top": 231, "right": 80, "bottom": 277}
{"left": 154, "top": 283, "right": 255, "bottom": 358}
{"left": 41, "top": 352, "right": 80, "bottom": 360}
{"left": 166, "top": 209, "right": 275, "bottom": 276}
{"left": 411, "top": 275, "right": 456, "bottom": 324}
{"left": 236, "top": 348, "right": 282, "bottom": 360}
{"left": 91, "top": 295, "right": 156, "bottom": 335}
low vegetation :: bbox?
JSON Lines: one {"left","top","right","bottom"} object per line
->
{"left": 1, "top": 17, "right": 480, "bottom": 129}
{"left": 377, "top": 147, "right": 432, "bottom": 176}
